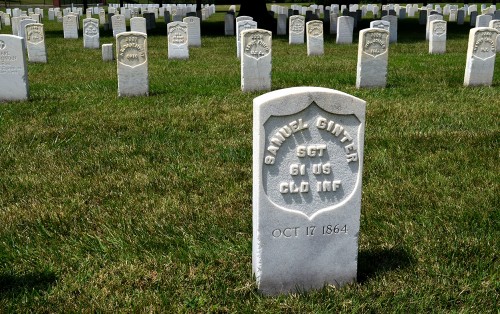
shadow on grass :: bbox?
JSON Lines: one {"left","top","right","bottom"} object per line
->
{"left": 357, "top": 246, "right": 414, "bottom": 283}
{"left": 0, "top": 270, "right": 57, "bottom": 298}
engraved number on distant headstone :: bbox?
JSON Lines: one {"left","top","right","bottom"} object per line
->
{"left": 362, "top": 32, "right": 388, "bottom": 57}
{"left": 472, "top": 31, "right": 496, "bottom": 60}
{"left": 117, "top": 35, "right": 147, "bottom": 68}
{"left": 244, "top": 33, "right": 270, "bottom": 60}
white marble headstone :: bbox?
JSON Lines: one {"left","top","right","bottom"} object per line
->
{"left": 356, "top": 28, "right": 389, "bottom": 88}
{"left": 489, "top": 20, "right": 500, "bottom": 51}
{"left": 25, "top": 23, "right": 47, "bottom": 63}
{"left": 116, "top": 32, "right": 148, "bottom": 96}
{"left": 336, "top": 16, "right": 354, "bottom": 44}
{"left": 0, "top": 35, "right": 29, "bottom": 101}
{"left": 224, "top": 13, "right": 235, "bottom": 36}
{"left": 381, "top": 15, "right": 398, "bottom": 43}
{"left": 112, "top": 14, "right": 127, "bottom": 37}
{"left": 130, "top": 17, "right": 147, "bottom": 34}
{"left": 429, "top": 20, "right": 447, "bottom": 54}
{"left": 183, "top": 16, "right": 201, "bottom": 47}
{"left": 237, "top": 20, "right": 257, "bottom": 58}
{"left": 63, "top": 15, "right": 78, "bottom": 39}
{"left": 306, "top": 20, "right": 324, "bottom": 56}
{"left": 464, "top": 27, "right": 498, "bottom": 86}
{"left": 83, "top": 18, "right": 100, "bottom": 49}
{"left": 289, "top": 15, "right": 305, "bottom": 45}
{"left": 253, "top": 87, "right": 366, "bottom": 295}
{"left": 167, "top": 21, "right": 189, "bottom": 59}
{"left": 102, "top": 43, "right": 114, "bottom": 61}
{"left": 241, "top": 29, "right": 272, "bottom": 92}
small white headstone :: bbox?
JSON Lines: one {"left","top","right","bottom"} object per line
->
{"left": 130, "top": 17, "right": 147, "bottom": 34}
{"left": 464, "top": 27, "right": 498, "bottom": 86}
{"left": 63, "top": 15, "right": 79, "bottom": 39}
{"left": 330, "top": 12, "right": 338, "bottom": 34}
{"left": 306, "top": 20, "right": 324, "bottom": 56}
{"left": 381, "top": 15, "right": 398, "bottom": 43}
{"left": 336, "top": 16, "right": 354, "bottom": 44}
{"left": 356, "top": 28, "right": 389, "bottom": 88}
{"left": 102, "top": 43, "right": 114, "bottom": 61}
{"left": 183, "top": 16, "right": 201, "bottom": 47}
{"left": 237, "top": 20, "right": 257, "bottom": 58}
{"left": 476, "top": 14, "right": 493, "bottom": 28}
{"left": 241, "top": 28, "right": 272, "bottom": 92}
{"left": 429, "top": 20, "right": 447, "bottom": 54}
{"left": 116, "top": 32, "right": 148, "bottom": 96}
{"left": 83, "top": 18, "right": 100, "bottom": 49}
{"left": 253, "top": 87, "right": 366, "bottom": 295}
{"left": 289, "top": 15, "right": 305, "bottom": 44}
{"left": 167, "top": 21, "right": 189, "bottom": 59}
{"left": 112, "top": 14, "right": 127, "bottom": 37}
{"left": 25, "top": 23, "right": 47, "bottom": 63}
{"left": 0, "top": 35, "right": 29, "bottom": 101}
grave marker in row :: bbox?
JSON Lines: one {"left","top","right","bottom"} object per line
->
{"left": 116, "top": 32, "right": 149, "bottom": 96}
{"left": 241, "top": 29, "right": 272, "bottom": 92}
{"left": 167, "top": 21, "right": 189, "bottom": 59}
{"left": 464, "top": 27, "right": 498, "bottom": 86}
{"left": 25, "top": 23, "right": 47, "bottom": 63}
{"left": 0, "top": 35, "right": 29, "bottom": 101}
{"left": 356, "top": 28, "right": 389, "bottom": 88}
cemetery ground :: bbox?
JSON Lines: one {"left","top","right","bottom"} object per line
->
{"left": 0, "top": 5, "right": 499, "bottom": 312}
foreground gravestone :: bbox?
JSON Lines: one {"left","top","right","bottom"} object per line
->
{"left": 241, "top": 29, "right": 272, "bottom": 92}
{"left": 306, "top": 20, "right": 324, "bottom": 56}
{"left": 0, "top": 35, "right": 29, "bottom": 101}
{"left": 464, "top": 27, "right": 498, "bottom": 86}
{"left": 25, "top": 23, "right": 47, "bottom": 63}
{"left": 356, "top": 28, "right": 389, "bottom": 88}
{"left": 253, "top": 86, "right": 366, "bottom": 295}
{"left": 429, "top": 20, "right": 446, "bottom": 54}
{"left": 167, "top": 22, "right": 189, "bottom": 59}
{"left": 289, "top": 15, "right": 305, "bottom": 44}
{"left": 116, "top": 32, "right": 148, "bottom": 96}
{"left": 489, "top": 20, "right": 500, "bottom": 51}
{"left": 83, "top": 18, "right": 100, "bottom": 49}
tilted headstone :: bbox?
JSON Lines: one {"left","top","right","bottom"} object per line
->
{"left": 240, "top": 29, "right": 272, "bottom": 92}
{"left": 306, "top": 20, "right": 324, "bottom": 56}
{"left": 224, "top": 13, "right": 235, "bottom": 36}
{"left": 464, "top": 28, "right": 498, "bottom": 86}
{"left": 0, "top": 35, "right": 29, "bottom": 101}
{"left": 336, "top": 16, "right": 354, "bottom": 44}
{"left": 102, "top": 43, "right": 114, "bottom": 61}
{"left": 429, "top": 20, "right": 447, "bottom": 54}
{"left": 237, "top": 20, "right": 257, "bottom": 58}
{"left": 489, "top": 20, "right": 500, "bottom": 51}
{"left": 381, "top": 15, "right": 398, "bottom": 43}
{"left": 116, "top": 32, "right": 148, "bottom": 96}
{"left": 167, "top": 22, "right": 189, "bottom": 60}
{"left": 83, "top": 18, "right": 100, "bottom": 49}
{"left": 25, "top": 23, "right": 47, "bottom": 63}
{"left": 183, "top": 16, "right": 201, "bottom": 47}
{"left": 130, "top": 17, "right": 147, "bottom": 34}
{"left": 356, "top": 28, "right": 389, "bottom": 88}
{"left": 289, "top": 15, "right": 305, "bottom": 44}
{"left": 112, "top": 14, "right": 127, "bottom": 37}
{"left": 63, "top": 15, "right": 78, "bottom": 38}
{"left": 253, "top": 87, "right": 366, "bottom": 295}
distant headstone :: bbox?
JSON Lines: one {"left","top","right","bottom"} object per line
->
{"left": 116, "top": 32, "right": 148, "bottom": 96}
{"left": 489, "top": 20, "right": 500, "bottom": 51}
{"left": 164, "top": 11, "right": 171, "bottom": 24}
{"left": 237, "top": 20, "right": 257, "bottom": 58}
{"left": 240, "top": 28, "right": 272, "bottom": 92}
{"left": 457, "top": 9, "right": 465, "bottom": 25}
{"left": 470, "top": 11, "right": 478, "bottom": 27}
{"left": 102, "top": 43, "right": 114, "bottom": 61}
{"left": 277, "top": 14, "right": 287, "bottom": 35}
{"left": 183, "top": 16, "right": 201, "bottom": 47}
{"left": 476, "top": 14, "right": 492, "bottom": 28}
{"left": 83, "top": 18, "right": 100, "bottom": 49}
{"left": 426, "top": 14, "right": 443, "bottom": 41}
{"left": 63, "top": 14, "right": 79, "bottom": 39}
{"left": 429, "top": 20, "right": 447, "bottom": 54}
{"left": 464, "top": 28, "right": 498, "bottom": 86}
{"left": 18, "top": 19, "right": 36, "bottom": 42}
{"left": 0, "top": 35, "right": 29, "bottom": 101}
{"left": 289, "top": 15, "right": 305, "bottom": 44}
{"left": 252, "top": 86, "right": 366, "bottom": 295}
{"left": 370, "top": 20, "right": 390, "bottom": 32}
{"left": 356, "top": 28, "right": 389, "bottom": 88}
{"left": 130, "top": 17, "right": 147, "bottom": 34}
{"left": 330, "top": 13, "right": 338, "bottom": 34}
{"left": 419, "top": 9, "right": 427, "bottom": 25}
{"left": 306, "top": 20, "right": 324, "bottom": 56}
{"left": 224, "top": 13, "right": 235, "bottom": 36}
{"left": 381, "top": 15, "right": 398, "bottom": 43}
{"left": 336, "top": 16, "right": 354, "bottom": 44}
{"left": 167, "top": 22, "right": 189, "bottom": 59}
{"left": 25, "top": 23, "right": 47, "bottom": 63}
{"left": 143, "top": 12, "right": 156, "bottom": 30}
{"left": 112, "top": 14, "right": 127, "bottom": 37}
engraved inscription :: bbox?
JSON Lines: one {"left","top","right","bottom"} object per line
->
{"left": 290, "top": 17, "right": 304, "bottom": 34}
{"left": 308, "top": 22, "right": 323, "bottom": 37}
{"left": 363, "top": 31, "right": 388, "bottom": 57}
{"left": 271, "top": 223, "right": 348, "bottom": 238}
{"left": 26, "top": 25, "right": 44, "bottom": 44}
{"left": 84, "top": 21, "right": 99, "bottom": 37}
{"left": 433, "top": 21, "right": 446, "bottom": 36}
{"left": 168, "top": 24, "right": 188, "bottom": 45}
{"left": 117, "top": 34, "right": 147, "bottom": 67}
{"left": 243, "top": 32, "right": 271, "bottom": 60}
{"left": 472, "top": 31, "right": 496, "bottom": 60}
{"left": 263, "top": 102, "right": 362, "bottom": 218}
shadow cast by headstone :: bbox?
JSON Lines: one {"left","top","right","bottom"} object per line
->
{"left": 0, "top": 270, "right": 57, "bottom": 298}
{"left": 357, "top": 246, "right": 414, "bottom": 284}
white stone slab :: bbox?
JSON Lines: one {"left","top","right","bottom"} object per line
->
{"left": 356, "top": 28, "right": 389, "bottom": 88}
{"left": 183, "top": 16, "right": 201, "bottom": 47}
{"left": 336, "top": 16, "right": 354, "bottom": 44}
{"left": 0, "top": 35, "right": 29, "bottom": 101}
{"left": 489, "top": 20, "right": 500, "bottom": 51}
{"left": 25, "top": 23, "right": 47, "bottom": 63}
{"left": 306, "top": 20, "right": 324, "bottom": 56}
{"left": 224, "top": 13, "right": 235, "bottom": 36}
{"left": 381, "top": 15, "right": 398, "bottom": 43}
{"left": 289, "top": 15, "right": 305, "bottom": 44}
{"left": 329, "top": 13, "right": 338, "bottom": 34}
{"left": 112, "top": 14, "right": 127, "bottom": 37}
{"left": 167, "top": 21, "right": 189, "bottom": 59}
{"left": 464, "top": 27, "right": 498, "bottom": 86}
{"left": 241, "top": 28, "right": 272, "bottom": 92}
{"left": 102, "top": 43, "right": 114, "bottom": 61}
{"left": 83, "top": 18, "right": 100, "bottom": 49}
{"left": 476, "top": 14, "right": 492, "bottom": 28}
{"left": 253, "top": 87, "right": 366, "bottom": 295}
{"left": 18, "top": 19, "right": 36, "bottom": 42}
{"left": 63, "top": 15, "right": 78, "bottom": 38}
{"left": 277, "top": 14, "right": 287, "bottom": 35}
{"left": 237, "top": 20, "right": 257, "bottom": 58}
{"left": 116, "top": 32, "right": 148, "bottom": 96}
{"left": 130, "top": 17, "right": 146, "bottom": 34}
{"left": 429, "top": 20, "right": 446, "bottom": 54}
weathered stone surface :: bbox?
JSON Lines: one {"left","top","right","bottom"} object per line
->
{"left": 464, "top": 27, "right": 498, "bottom": 86}
{"left": 83, "top": 18, "right": 100, "bottom": 49}
{"left": 356, "top": 28, "right": 389, "bottom": 88}
{"left": 167, "top": 21, "right": 189, "bottom": 59}
{"left": 370, "top": 20, "right": 390, "bottom": 32}
{"left": 116, "top": 32, "right": 148, "bottom": 96}
{"left": 130, "top": 17, "right": 147, "bottom": 34}
{"left": 112, "top": 14, "right": 127, "bottom": 37}
{"left": 63, "top": 14, "right": 78, "bottom": 39}
{"left": 102, "top": 43, "right": 114, "bottom": 61}
{"left": 241, "top": 29, "right": 272, "bottom": 92}
{"left": 237, "top": 20, "right": 257, "bottom": 58}
{"left": 489, "top": 20, "right": 500, "bottom": 51}
{"left": 306, "top": 20, "right": 324, "bottom": 56}
{"left": 289, "top": 15, "right": 305, "bottom": 44}
{"left": 277, "top": 14, "right": 287, "bottom": 35}
{"left": 183, "top": 16, "right": 201, "bottom": 47}
{"left": 336, "top": 16, "right": 354, "bottom": 44}
{"left": 25, "top": 23, "right": 47, "bottom": 62}
{"left": 253, "top": 87, "right": 366, "bottom": 295}
{"left": 0, "top": 35, "right": 29, "bottom": 101}
{"left": 429, "top": 20, "right": 447, "bottom": 54}
{"left": 381, "top": 15, "right": 398, "bottom": 43}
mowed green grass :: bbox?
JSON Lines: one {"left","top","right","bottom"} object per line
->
{"left": 0, "top": 7, "right": 499, "bottom": 312}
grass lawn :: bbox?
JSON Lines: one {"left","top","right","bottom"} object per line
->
{"left": 0, "top": 6, "right": 499, "bottom": 312}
